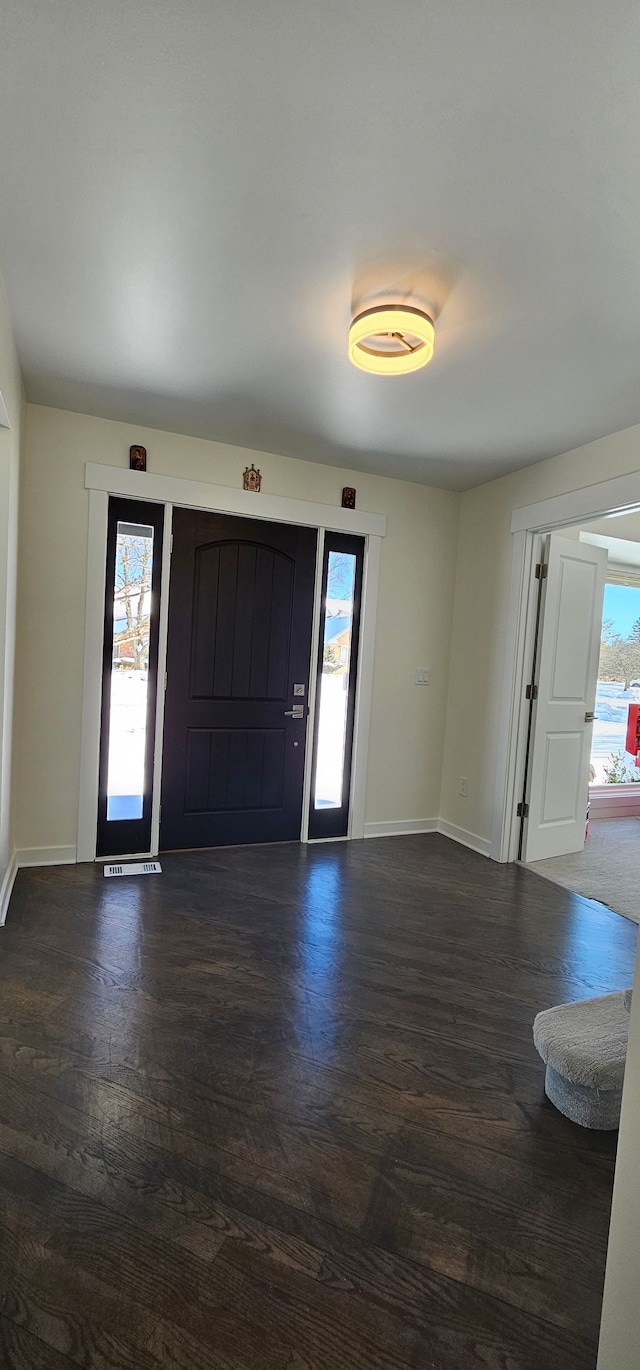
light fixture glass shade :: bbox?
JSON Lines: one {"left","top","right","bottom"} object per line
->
{"left": 348, "top": 305, "right": 435, "bottom": 374}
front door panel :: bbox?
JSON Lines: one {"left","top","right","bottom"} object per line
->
{"left": 160, "top": 509, "right": 316, "bottom": 850}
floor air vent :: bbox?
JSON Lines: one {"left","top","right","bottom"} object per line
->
{"left": 104, "top": 861, "right": 162, "bottom": 878}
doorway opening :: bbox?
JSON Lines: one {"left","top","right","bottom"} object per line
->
{"left": 591, "top": 582, "right": 640, "bottom": 789}
{"left": 99, "top": 503, "right": 336, "bottom": 856}
{"left": 518, "top": 510, "right": 640, "bottom": 928}
{"left": 82, "top": 465, "right": 385, "bottom": 864}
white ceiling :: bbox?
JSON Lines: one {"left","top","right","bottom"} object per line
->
{"left": 1, "top": 1, "right": 640, "bottom": 491}
{"left": 580, "top": 511, "right": 640, "bottom": 565}
{"left": 581, "top": 532, "right": 640, "bottom": 568}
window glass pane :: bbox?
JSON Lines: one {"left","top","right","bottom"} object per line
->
{"left": 592, "top": 582, "right": 640, "bottom": 785}
{"left": 106, "top": 521, "right": 154, "bottom": 820}
{"left": 314, "top": 550, "right": 357, "bottom": 809}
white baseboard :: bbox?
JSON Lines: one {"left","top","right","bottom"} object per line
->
{"left": 363, "top": 818, "right": 438, "bottom": 839}
{"left": 437, "top": 820, "right": 492, "bottom": 857}
{"left": 0, "top": 849, "right": 18, "bottom": 926}
{"left": 16, "top": 845, "right": 77, "bottom": 869}
{"left": 1, "top": 845, "right": 78, "bottom": 927}
{"left": 361, "top": 818, "right": 492, "bottom": 858}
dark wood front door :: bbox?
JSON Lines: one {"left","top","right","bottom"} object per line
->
{"left": 160, "top": 509, "right": 317, "bottom": 850}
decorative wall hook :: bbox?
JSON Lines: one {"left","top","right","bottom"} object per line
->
{"left": 243, "top": 464, "right": 262, "bottom": 492}
{"left": 129, "top": 445, "right": 147, "bottom": 472}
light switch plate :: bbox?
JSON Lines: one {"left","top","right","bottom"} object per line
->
{"left": 415, "top": 669, "right": 431, "bottom": 685}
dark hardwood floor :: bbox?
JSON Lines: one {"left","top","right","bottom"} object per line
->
{"left": 0, "top": 834, "right": 636, "bottom": 1370}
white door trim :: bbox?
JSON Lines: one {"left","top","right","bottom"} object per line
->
{"left": 150, "top": 503, "right": 173, "bottom": 857}
{"left": 349, "top": 532, "right": 381, "bottom": 839}
{"left": 77, "top": 488, "right": 109, "bottom": 863}
{"left": 85, "top": 462, "right": 386, "bottom": 537}
{"left": 491, "top": 528, "right": 542, "bottom": 862}
{"left": 495, "top": 468, "right": 640, "bottom": 862}
{"left": 300, "top": 528, "right": 326, "bottom": 843}
{"left": 78, "top": 465, "right": 383, "bottom": 862}
{"left": 510, "top": 471, "right": 640, "bottom": 535}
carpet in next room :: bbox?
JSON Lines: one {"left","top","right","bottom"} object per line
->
{"left": 524, "top": 817, "right": 640, "bottom": 925}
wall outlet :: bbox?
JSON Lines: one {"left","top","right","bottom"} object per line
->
{"left": 415, "top": 668, "right": 431, "bottom": 685}
{"left": 458, "top": 776, "right": 469, "bottom": 798}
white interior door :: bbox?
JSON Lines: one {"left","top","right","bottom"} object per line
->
{"left": 523, "top": 534, "right": 608, "bottom": 862}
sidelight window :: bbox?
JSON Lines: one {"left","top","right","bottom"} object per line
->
{"left": 309, "top": 533, "right": 364, "bottom": 838}
{"left": 97, "top": 498, "right": 164, "bottom": 857}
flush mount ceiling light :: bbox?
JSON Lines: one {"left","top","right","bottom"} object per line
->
{"left": 348, "top": 304, "right": 435, "bottom": 375}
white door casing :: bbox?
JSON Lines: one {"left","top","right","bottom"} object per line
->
{"left": 523, "top": 534, "right": 608, "bottom": 862}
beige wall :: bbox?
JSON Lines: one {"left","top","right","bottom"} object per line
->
{"left": 16, "top": 402, "right": 640, "bottom": 856}
{"left": 0, "top": 271, "right": 22, "bottom": 900}
{"left": 440, "top": 420, "right": 640, "bottom": 844}
{"left": 14, "top": 404, "right": 459, "bottom": 851}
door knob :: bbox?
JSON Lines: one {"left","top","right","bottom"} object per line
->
{"left": 585, "top": 711, "right": 598, "bottom": 722}
{"left": 284, "top": 705, "right": 304, "bottom": 718}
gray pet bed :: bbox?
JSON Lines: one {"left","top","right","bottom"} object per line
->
{"left": 533, "top": 989, "right": 632, "bottom": 1130}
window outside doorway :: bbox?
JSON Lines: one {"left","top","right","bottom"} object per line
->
{"left": 592, "top": 582, "right": 640, "bottom": 785}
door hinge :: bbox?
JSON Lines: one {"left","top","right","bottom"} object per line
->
{"left": 517, "top": 801, "right": 529, "bottom": 818}
{"left": 170, "top": 532, "right": 173, "bottom": 553}
{"left": 535, "top": 562, "right": 548, "bottom": 580}
{"left": 164, "top": 670, "right": 167, "bottom": 692}
{"left": 525, "top": 683, "right": 538, "bottom": 700}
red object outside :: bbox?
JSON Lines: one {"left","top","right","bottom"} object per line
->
{"left": 625, "top": 703, "right": 640, "bottom": 763}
